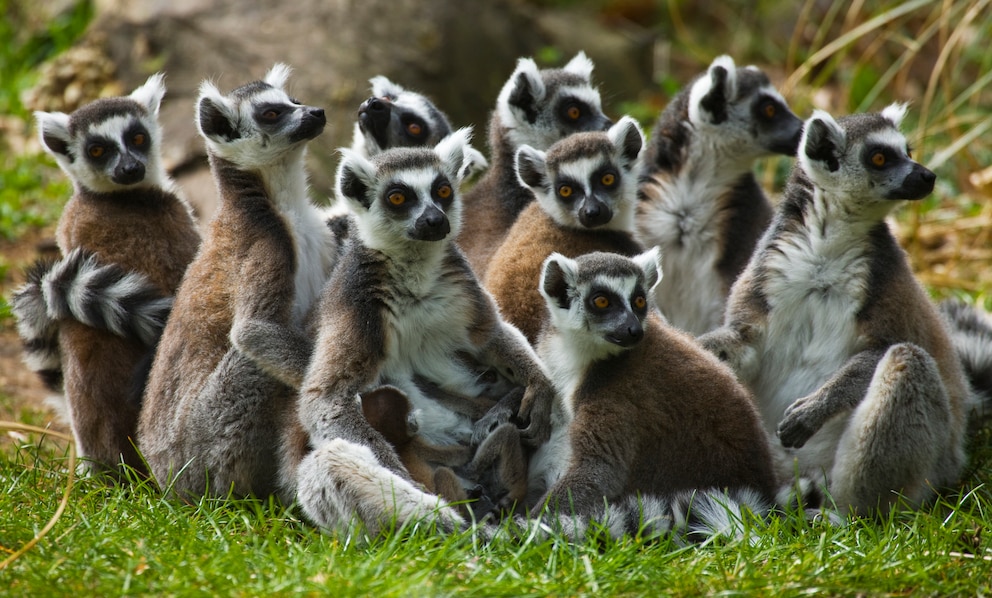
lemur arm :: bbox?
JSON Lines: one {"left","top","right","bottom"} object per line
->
{"left": 413, "top": 374, "right": 500, "bottom": 420}
{"left": 777, "top": 347, "right": 888, "bottom": 448}
{"left": 231, "top": 318, "right": 312, "bottom": 388}
{"left": 697, "top": 322, "right": 762, "bottom": 382}
{"left": 534, "top": 451, "right": 631, "bottom": 519}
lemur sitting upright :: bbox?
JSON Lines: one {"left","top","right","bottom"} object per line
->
{"left": 528, "top": 249, "right": 789, "bottom": 543}
{"left": 286, "top": 130, "right": 557, "bottom": 535}
{"left": 637, "top": 55, "right": 803, "bottom": 335}
{"left": 458, "top": 52, "right": 613, "bottom": 276}
{"left": 485, "top": 115, "right": 645, "bottom": 344}
{"left": 699, "top": 105, "right": 973, "bottom": 517}
{"left": 12, "top": 74, "right": 200, "bottom": 477}
{"left": 138, "top": 64, "right": 337, "bottom": 500}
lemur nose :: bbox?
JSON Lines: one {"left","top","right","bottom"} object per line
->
{"left": 367, "top": 98, "right": 387, "bottom": 112}
{"left": 309, "top": 108, "right": 325, "bottom": 119}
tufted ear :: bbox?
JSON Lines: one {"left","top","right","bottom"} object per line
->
{"left": 335, "top": 148, "right": 378, "bottom": 210}
{"left": 264, "top": 63, "right": 292, "bottom": 90}
{"left": 562, "top": 51, "right": 595, "bottom": 79}
{"left": 540, "top": 253, "right": 579, "bottom": 312}
{"left": 35, "top": 111, "right": 73, "bottom": 159}
{"left": 514, "top": 145, "right": 549, "bottom": 192}
{"left": 881, "top": 102, "right": 908, "bottom": 129}
{"left": 195, "top": 82, "right": 239, "bottom": 142}
{"left": 689, "top": 55, "right": 738, "bottom": 126}
{"left": 499, "top": 57, "right": 546, "bottom": 125}
{"left": 632, "top": 246, "right": 663, "bottom": 293}
{"left": 801, "top": 110, "right": 846, "bottom": 173}
{"left": 130, "top": 73, "right": 166, "bottom": 115}
{"left": 369, "top": 75, "right": 405, "bottom": 99}
{"left": 435, "top": 127, "right": 475, "bottom": 183}
{"left": 607, "top": 115, "right": 644, "bottom": 168}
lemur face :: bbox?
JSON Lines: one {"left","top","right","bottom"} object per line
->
{"left": 497, "top": 51, "right": 613, "bottom": 151}
{"left": 196, "top": 63, "right": 326, "bottom": 168}
{"left": 36, "top": 73, "right": 167, "bottom": 193}
{"left": 357, "top": 76, "right": 453, "bottom": 154}
{"left": 799, "top": 104, "right": 936, "bottom": 210}
{"left": 516, "top": 116, "right": 644, "bottom": 231}
{"left": 336, "top": 128, "right": 476, "bottom": 251}
{"left": 540, "top": 249, "right": 662, "bottom": 359}
{"left": 688, "top": 55, "right": 803, "bottom": 158}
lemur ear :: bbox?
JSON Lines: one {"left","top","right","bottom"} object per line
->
{"left": 608, "top": 115, "right": 644, "bottom": 168}
{"left": 562, "top": 51, "right": 595, "bottom": 79}
{"left": 196, "top": 88, "right": 239, "bottom": 142}
{"left": 500, "top": 58, "right": 546, "bottom": 125}
{"left": 264, "top": 63, "right": 292, "bottom": 90}
{"left": 435, "top": 127, "right": 474, "bottom": 182}
{"left": 514, "top": 145, "right": 549, "bottom": 191}
{"left": 690, "top": 55, "right": 738, "bottom": 126}
{"left": 335, "top": 148, "right": 378, "bottom": 210}
{"left": 369, "top": 75, "right": 404, "bottom": 99}
{"left": 881, "top": 102, "right": 908, "bottom": 129}
{"left": 130, "top": 73, "right": 166, "bottom": 115}
{"left": 802, "top": 110, "right": 845, "bottom": 173}
{"left": 35, "top": 111, "right": 73, "bottom": 158}
{"left": 540, "top": 253, "right": 578, "bottom": 311}
{"left": 632, "top": 246, "right": 663, "bottom": 293}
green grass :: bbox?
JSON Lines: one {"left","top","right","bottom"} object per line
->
{"left": 1, "top": 428, "right": 991, "bottom": 596}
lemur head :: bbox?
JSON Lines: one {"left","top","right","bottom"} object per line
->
{"left": 515, "top": 116, "right": 644, "bottom": 231}
{"left": 352, "top": 76, "right": 488, "bottom": 172}
{"left": 798, "top": 104, "right": 936, "bottom": 215}
{"left": 686, "top": 55, "right": 802, "bottom": 159}
{"left": 540, "top": 248, "right": 662, "bottom": 361}
{"left": 195, "top": 63, "right": 326, "bottom": 168}
{"left": 36, "top": 73, "right": 171, "bottom": 194}
{"left": 496, "top": 51, "right": 613, "bottom": 151}
{"left": 336, "top": 128, "right": 476, "bottom": 254}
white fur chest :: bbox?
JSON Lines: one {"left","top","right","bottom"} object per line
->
{"left": 287, "top": 203, "right": 336, "bottom": 325}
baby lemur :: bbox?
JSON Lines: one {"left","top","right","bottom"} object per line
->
{"left": 699, "top": 105, "right": 972, "bottom": 516}
{"left": 15, "top": 74, "right": 200, "bottom": 477}
{"left": 485, "top": 115, "right": 645, "bottom": 344}
{"left": 636, "top": 55, "right": 803, "bottom": 335}
{"left": 139, "top": 64, "right": 336, "bottom": 500}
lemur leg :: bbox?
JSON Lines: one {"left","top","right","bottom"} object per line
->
{"left": 829, "top": 343, "right": 951, "bottom": 516}
{"left": 467, "top": 422, "right": 529, "bottom": 514}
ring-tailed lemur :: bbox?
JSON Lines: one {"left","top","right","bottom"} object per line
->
{"left": 138, "top": 64, "right": 337, "bottom": 500}
{"left": 286, "top": 129, "right": 557, "bottom": 534}
{"left": 527, "top": 249, "right": 797, "bottom": 543}
{"left": 484, "top": 115, "right": 645, "bottom": 344}
{"left": 458, "top": 52, "right": 613, "bottom": 276}
{"left": 11, "top": 74, "right": 201, "bottom": 477}
{"left": 637, "top": 55, "right": 803, "bottom": 335}
{"left": 938, "top": 299, "right": 992, "bottom": 428}
{"left": 698, "top": 105, "right": 973, "bottom": 516}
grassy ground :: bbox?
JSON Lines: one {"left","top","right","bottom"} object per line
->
{"left": 1, "top": 0, "right": 991, "bottom": 595}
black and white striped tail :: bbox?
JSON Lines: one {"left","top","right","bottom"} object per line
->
{"left": 939, "top": 298, "right": 992, "bottom": 427}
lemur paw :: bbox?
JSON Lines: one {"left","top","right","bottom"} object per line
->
{"left": 777, "top": 398, "right": 817, "bottom": 448}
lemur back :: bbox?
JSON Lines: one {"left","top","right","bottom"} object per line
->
{"left": 485, "top": 116, "right": 645, "bottom": 344}
{"left": 288, "top": 131, "right": 557, "bottom": 534}
{"left": 458, "top": 52, "right": 612, "bottom": 276}
{"left": 528, "top": 250, "right": 782, "bottom": 541}
{"left": 139, "top": 64, "right": 335, "bottom": 500}
{"left": 637, "top": 55, "right": 803, "bottom": 335}
{"left": 14, "top": 74, "right": 200, "bottom": 477}
{"left": 699, "top": 105, "right": 972, "bottom": 516}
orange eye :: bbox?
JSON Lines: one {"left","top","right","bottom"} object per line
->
{"left": 633, "top": 296, "right": 647, "bottom": 309}
{"left": 601, "top": 173, "right": 616, "bottom": 186}
{"left": 88, "top": 145, "right": 105, "bottom": 158}
{"left": 133, "top": 133, "right": 146, "bottom": 146}
{"left": 388, "top": 192, "right": 406, "bottom": 206}
{"left": 437, "top": 184, "right": 452, "bottom": 199}
{"left": 262, "top": 109, "right": 280, "bottom": 120}
{"left": 567, "top": 105, "right": 581, "bottom": 120}
{"left": 558, "top": 185, "right": 573, "bottom": 198}
{"left": 407, "top": 122, "right": 423, "bottom": 136}
{"left": 592, "top": 295, "right": 609, "bottom": 309}
{"left": 763, "top": 103, "right": 776, "bottom": 118}
{"left": 871, "top": 152, "right": 886, "bottom": 167}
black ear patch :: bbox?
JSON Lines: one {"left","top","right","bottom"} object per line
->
{"left": 699, "top": 66, "right": 729, "bottom": 124}
{"left": 198, "top": 97, "right": 240, "bottom": 142}
{"left": 338, "top": 165, "right": 372, "bottom": 209}
{"left": 41, "top": 132, "right": 72, "bottom": 159}
{"left": 508, "top": 71, "right": 539, "bottom": 124}
{"left": 804, "top": 119, "right": 840, "bottom": 172}
{"left": 617, "top": 121, "right": 643, "bottom": 166}
{"left": 542, "top": 260, "right": 572, "bottom": 310}
{"left": 516, "top": 149, "right": 547, "bottom": 191}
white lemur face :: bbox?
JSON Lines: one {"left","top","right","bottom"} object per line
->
{"left": 798, "top": 103, "right": 936, "bottom": 213}
{"left": 497, "top": 51, "right": 613, "bottom": 151}
{"left": 196, "top": 63, "right": 326, "bottom": 168}
{"left": 515, "top": 115, "right": 644, "bottom": 231}
{"left": 540, "top": 248, "right": 662, "bottom": 360}
{"left": 688, "top": 55, "right": 803, "bottom": 158}
{"left": 36, "top": 73, "right": 168, "bottom": 193}
{"left": 336, "top": 128, "right": 476, "bottom": 252}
